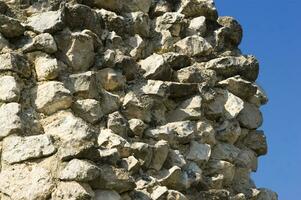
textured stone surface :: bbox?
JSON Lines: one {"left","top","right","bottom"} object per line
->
{"left": 2, "top": 135, "right": 56, "bottom": 164}
{"left": 0, "top": 0, "right": 276, "bottom": 199}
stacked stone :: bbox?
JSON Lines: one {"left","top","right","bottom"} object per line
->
{"left": 0, "top": 0, "right": 277, "bottom": 199}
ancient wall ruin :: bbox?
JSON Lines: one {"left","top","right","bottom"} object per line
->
{"left": 0, "top": 0, "right": 278, "bottom": 199}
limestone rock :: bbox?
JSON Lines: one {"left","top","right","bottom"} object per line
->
{"left": 218, "top": 76, "right": 257, "bottom": 100}
{"left": 92, "top": 0, "right": 152, "bottom": 13}
{"left": 95, "top": 190, "right": 121, "bottom": 200}
{"left": 0, "top": 164, "right": 54, "bottom": 200}
{"left": 121, "top": 155, "right": 140, "bottom": 174}
{"left": 158, "top": 166, "right": 189, "bottom": 191}
{"left": 165, "top": 149, "right": 187, "bottom": 168}
{"left": 155, "top": 12, "right": 185, "bottom": 37}
{"left": 140, "top": 54, "right": 173, "bottom": 81}
{"left": 52, "top": 182, "right": 95, "bottom": 200}
{"left": 107, "top": 111, "right": 128, "bottom": 137}
{"left": 0, "top": 14, "right": 24, "bottom": 38}
{"left": 55, "top": 29, "right": 95, "bottom": 71}
{"left": 26, "top": 10, "right": 64, "bottom": 33}
{"left": 2, "top": 135, "right": 56, "bottom": 164}
{"left": 59, "top": 159, "right": 101, "bottom": 182}
{"left": 98, "top": 128, "right": 131, "bottom": 158}
{"left": 166, "top": 82, "right": 199, "bottom": 98}
{"left": 167, "top": 190, "right": 188, "bottom": 200}
{"left": 34, "top": 81, "right": 72, "bottom": 115}
{"left": 146, "top": 121, "right": 196, "bottom": 144}
{"left": 128, "top": 118, "right": 148, "bottom": 137}
{"left": 90, "top": 165, "right": 136, "bottom": 193}
{"left": 128, "top": 11, "right": 150, "bottom": 37}
{"left": 205, "top": 56, "right": 259, "bottom": 82}
{"left": 0, "top": 75, "right": 20, "bottom": 102}
{"left": 211, "top": 142, "right": 240, "bottom": 162}
{"left": 174, "top": 35, "right": 213, "bottom": 57}
{"left": 0, "top": 53, "right": 30, "bottom": 78}
{"left": 97, "top": 68, "right": 126, "bottom": 91}
{"left": 243, "top": 130, "right": 267, "bottom": 156}
{"left": 177, "top": 0, "right": 218, "bottom": 20}
{"left": 72, "top": 99, "right": 103, "bottom": 123}
{"left": 142, "top": 80, "right": 169, "bottom": 97}
{"left": 215, "top": 119, "right": 241, "bottom": 144}
{"left": 205, "top": 160, "right": 235, "bottom": 185}
{"left": 186, "top": 141, "right": 211, "bottom": 165}
{"left": 150, "top": 140, "right": 169, "bottom": 171}
{"left": 131, "top": 142, "right": 153, "bottom": 169}
{"left": 34, "top": 55, "right": 60, "bottom": 81}
{"left": 23, "top": 33, "right": 57, "bottom": 54}
{"left": 257, "top": 188, "right": 278, "bottom": 200}
{"left": 237, "top": 102, "right": 263, "bottom": 129}
{"left": 42, "top": 111, "right": 96, "bottom": 160}
{"left": 64, "top": 71, "right": 98, "bottom": 98}
{"left": 196, "top": 120, "right": 216, "bottom": 145}
{"left": 151, "top": 186, "right": 168, "bottom": 200}
{"left": 0, "top": 103, "right": 22, "bottom": 140}
{"left": 187, "top": 16, "right": 207, "bottom": 36}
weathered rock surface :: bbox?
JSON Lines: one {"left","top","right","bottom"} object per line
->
{"left": 0, "top": 0, "right": 276, "bottom": 199}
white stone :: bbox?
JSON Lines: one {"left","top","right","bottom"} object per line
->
{"left": 0, "top": 164, "right": 54, "bottom": 200}
{"left": 52, "top": 182, "right": 95, "bottom": 200}
{"left": 2, "top": 134, "right": 56, "bottom": 164}
{"left": 0, "top": 103, "right": 22, "bottom": 139}
{"left": 59, "top": 159, "right": 101, "bottom": 182}
{"left": 34, "top": 81, "right": 72, "bottom": 115}
{"left": 35, "top": 55, "right": 60, "bottom": 81}
{"left": 186, "top": 141, "right": 211, "bottom": 164}
{"left": 0, "top": 76, "right": 20, "bottom": 102}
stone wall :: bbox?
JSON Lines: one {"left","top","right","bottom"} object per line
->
{"left": 0, "top": 0, "right": 278, "bottom": 199}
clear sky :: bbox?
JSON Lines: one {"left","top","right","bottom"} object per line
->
{"left": 214, "top": 0, "right": 301, "bottom": 199}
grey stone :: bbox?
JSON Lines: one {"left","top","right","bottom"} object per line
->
{"left": 177, "top": 0, "right": 218, "bottom": 20}
{"left": 187, "top": 16, "right": 207, "bottom": 36}
{"left": 0, "top": 14, "right": 24, "bottom": 38}
{"left": 155, "top": 12, "right": 185, "bottom": 37}
{"left": 205, "top": 56, "right": 259, "bottom": 82}
{"left": 26, "top": 10, "right": 64, "bottom": 33}
{"left": 243, "top": 130, "right": 267, "bottom": 156}
{"left": 140, "top": 53, "right": 174, "bottom": 81}
{"left": 164, "top": 149, "right": 187, "bottom": 168}
{"left": 33, "top": 81, "right": 72, "bottom": 115}
{"left": 59, "top": 159, "right": 101, "bottom": 182}
{"left": 0, "top": 52, "right": 30, "bottom": 78}
{"left": 90, "top": 164, "right": 136, "bottom": 193}
{"left": 174, "top": 35, "right": 213, "bottom": 57}
{"left": 211, "top": 142, "right": 240, "bottom": 162}
{"left": 95, "top": 190, "right": 121, "bottom": 200}
{"left": 257, "top": 188, "right": 278, "bottom": 200}
{"left": 151, "top": 186, "right": 168, "bottom": 200}
{"left": 215, "top": 119, "right": 241, "bottom": 144}
{"left": 0, "top": 164, "right": 54, "bottom": 200}
{"left": 131, "top": 142, "right": 153, "bottom": 169}
{"left": 128, "top": 118, "right": 148, "bottom": 137}
{"left": 0, "top": 103, "right": 22, "bottom": 140}
{"left": 72, "top": 99, "right": 103, "bottom": 124}
{"left": 97, "top": 68, "right": 126, "bottom": 91}
{"left": 52, "top": 182, "right": 95, "bottom": 200}
{"left": 186, "top": 141, "right": 211, "bottom": 165}
{"left": 237, "top": 102, "right": 263, "bottom": 129}
{"left": 42, "top": 111, "right": 96, "bottom": 160}
{"left": 150, "top": 140, "right": 169, "bottom": 171}
{"left": 158, "top": 166, "right": 189, "bottom": 191}
{"left": 0, "top": 75, "right": 20, "bottom": 102}
{"left": 34, "top": 54, "right": 60, "bottom": 81}
{"left": 23, "top": 33, "right": 57, "bottom": 54}
{"left": 195, "top": 120, "right": 216, "bottom": 145}
{"left": 93, "top": 0, "right": 152, "bottom": 13}
{"left": 2, "top": 134, "right": 56, "bottom": 164}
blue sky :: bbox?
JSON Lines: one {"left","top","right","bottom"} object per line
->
{"left": 214, "top": 0, "right": 301, "bottom": 199}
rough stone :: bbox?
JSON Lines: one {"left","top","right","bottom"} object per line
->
{"left": 90, "top": 165, "right": 136, "bottom": 193}
{"left": 156, "top": 12, "right": 185, "bottom": 37}
{"left": 0, "top": 164, "right": 54, "bottom": 200}
{"left": 42, "top": 111, "right": 96, "bottom": 160}
{"left": 237, "top": 102, "right": 263, "bottom": 129}
{"left": 34, "top": 81, "right": 72, "bottom": 115}
{"left": 0, "top": 103, "right": 22, "bottom": 140}
{"left": 0, "top": 14, "right": 24, "bottom": 38}
{"left": 92, "top": 0, "right": 152, "bottom": 13}
{"left": 2, "top": 134, "right": 56, "bottom": 164}
{"left": 140, "top": 53, "right": 174, "bottom": 81}
{"left": 158, "top": 166, "right": 189, "bottom": 191}
{"left": 205, "top": 56, "right": 259, "bottom": 82}
{"left": 95, "top": 190, "right": 121, "bottom": 200}
{"left": 23, "top": 33, "right": 57, "bottom": 54}
{"left": 0, "top": 75, "right": 20, "bottom": 102}
{"left": 177, "top": 0, "right": 218, "bottom": 20}
{"left": 174, "top": 35, "right": 213, "bottom": 57}
{"left": 186, "top": 141, "right": 211, "bottom": 165}
{"left": 187, "top": 16, "right": 207, "bottom": 36}
{"left": 34, "top": 54, "right": 60, "bottom": 81}
{"left": 150, "top": 140, "right": 169, "bottom": 171}
{"left": 72, "top": 99, "right": 103, "bottom": 124}
{"left": 26, "top": 10, "right": 64, "bottom": 33}
{"left": 59, "top": 159, "right": 100, "bottom": 182}
{"left": 0, "top": 52, "right": 30, "bottom": 77}
{"left": 52, "top": 182, "right": 95, "bottom": 200}
{"left": 97, "top": 68, "right": 126, "bottom": 91}
{"left": 128, "top": 118, "right": 148, "bottom": 137}
{"left": 243, "top": 130, "right": 267, "bottom": 156}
